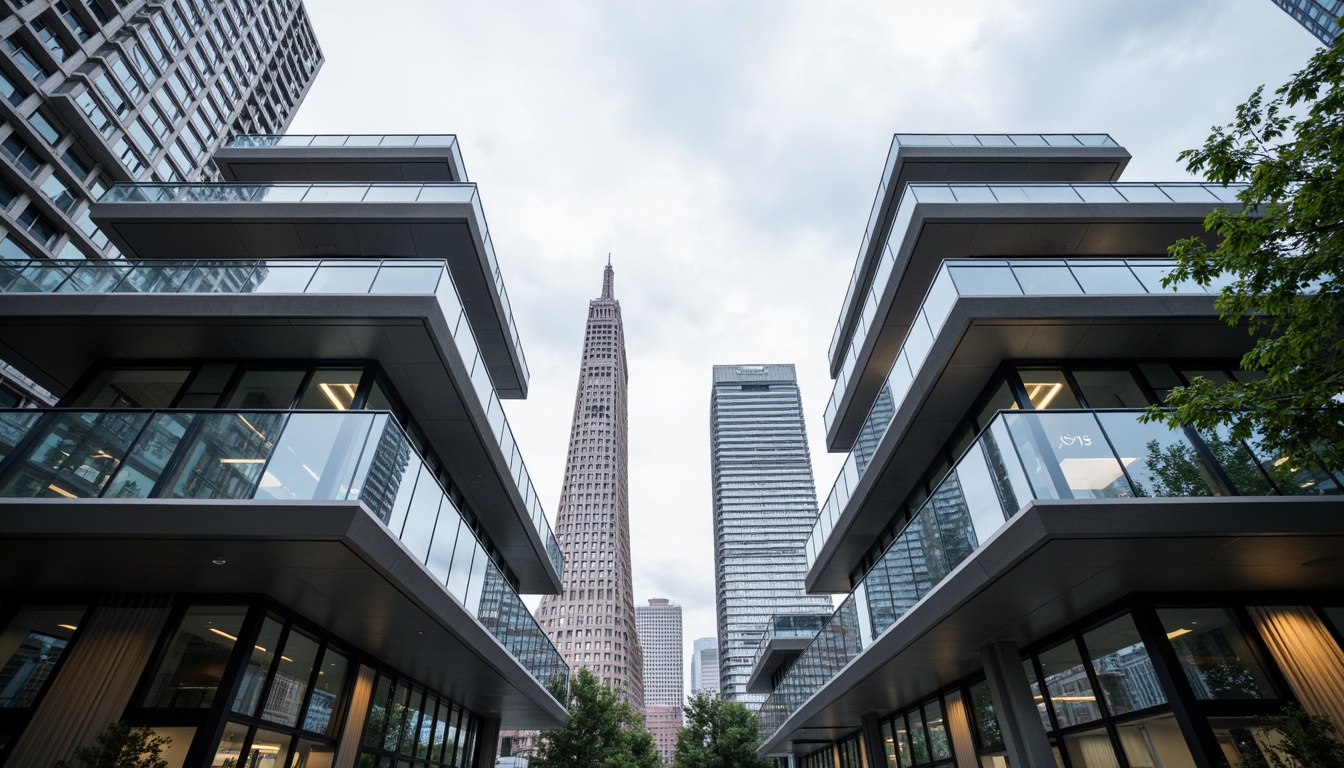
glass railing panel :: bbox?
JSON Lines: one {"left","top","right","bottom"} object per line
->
{"left": 178, "top": 261, "right": 260, "bottom": 293}
{"left": 306, "top": 261, "right": 379, "bottom": 293}
{"left": 1196, "top": 425, "right": 1278, "bottom": 497}
{"left": 1158, "top": 184, "right": 1222, "bottom": 202}
{"left": 300, "top": 185, "right": 367, "bottom": 203}
{"left": 1069, "top": 263, "right": 1145, "bottom": 293}
{"left": 252, "top": 263, "right": 319, "bottom": 293}
{"left": 950, "top": 185, "right": 996, "bottom": 203}
{"left": 0, "top": 260, "right": 78, "bottom": 291}
{"left": 1076, "top": 185, "right": 1127, "bottom": 204}
{"left": 344, "top": 135, "right": 382, "bottom": 147}
{"left": 1011, "top": 264, "right": 1084, "bottom": 293}
{"left": 0, "top": 407, "right": 567, "bottom": 689}
{"left": 307, "top": 136, "right": 347, "bottom": 147}
{"left": 115, "top": 262, "right": 192, "bottom": 293}
{"left": 162, "top": 412, "right": 286, "bottom": 500}
{"left": 363, "top": 185, "right": 422, "bottom": 202}
{"left": 1093, "top": 412, "right": 1219, "bottom": 497}
{"left": 1114, "top": 185, "right": 1171, "bottom": 203}
{"left": 0, "top": 410, "right": 43, "bottom": 462}
{"left": 0, "top": 410, "right": 152, "bottom": 498}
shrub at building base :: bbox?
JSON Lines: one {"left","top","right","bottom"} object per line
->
{"left": 52, "top": 721, "right": 170, "bottom": 768}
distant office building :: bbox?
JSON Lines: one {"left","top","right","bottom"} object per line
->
{"left": 710, "top": 364, "right": 834, "bottom": 706}
{"left": 535, "top": 262, "right": 644, "bottom": 708}
{"left": 1270, "top": 0, "right": 1343, "bottom": 42}
{"left": 690, "top": 637, "right": 719, "bottom": 695}
{"left": 636, "top": 599, "right": 684, "bottom": 764}
{"left": 0, "top": 0, "right": 323, "bottom": 402}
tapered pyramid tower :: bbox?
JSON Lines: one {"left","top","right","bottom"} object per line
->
{"left": 535, "top": 261, "right": 644, "bottom": 709}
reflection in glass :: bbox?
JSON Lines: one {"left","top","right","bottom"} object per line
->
{"left": 1115, "top": 713, "right": 1197, "bottom": 768}
{"left": 297, "top": 369, "right": 363, "bottom": 410}
{"left": 0, "top": 607, "right": 83, "bottom": 707}
{"left": 1062, "top": 727, "right": 1120, "bottom": 768}
{"left": 1018, "top": 369, "right": 1081, "bottom": 410}
{"left": 969, "top": 680, "right": 1001, "bottom": 748}
{"left": 1209, "top": 718, "right": 1282, "bottom": 767}
{"left": 1083, "top": 614, "right": 1166, "bottom": 716}
{"left": 104, "top": 412, "right": 191, "bottom": 498}
{"left": 68, "top": 368, "right": 190, "bottom": 408}
{"left": 227, "top": 370, "right": 305, "bottom": 409}
{"left": 0, "top": 410, "right": 151, "bottom": 498}
{"left": 1157, "top": 608, "right": 1276, "bottom": 700}
{"left": 1038, "top": 640, "right": 1102, "bottom": 728}
{"left": 1094, "top": 412, "right": 1216, "bottom": 498}
{"left": 1073, "top": 370, "right": 1150, "bottom": 409}
{"left": 246, "top": 726, "right": 292, "bottom": 768}
{"left": 304, "top": 646, "right": 349, "bottom": 737}
{"left": 262, "top": 629, "right": 319, "bottom": 727}
{"left": 212, "top": 721, "right": 249, "bottom": 768}
{"left": 234, "top": 616, "right": 283, "bottom": 717}
{"left": 164, "top": 412, "right": 284, "bottom": 500}
{"left": 141, "top": 606, "right": 248, "bottom": 708}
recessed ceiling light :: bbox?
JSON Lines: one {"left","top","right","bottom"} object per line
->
{"left": 212, "top": 558, "right": 227, "bottom": 565}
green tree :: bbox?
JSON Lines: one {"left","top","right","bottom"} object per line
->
{"left": 1143, "top": 29, "right": 1344, "bottom": 471}
{"left": 674, "top": 692, "right": 773, "bottom": 768}
{"left": 53, "top": 721, "right": 170, "bottom": 768}
{"left": 1227, "top": 704, "right": 1344, "bottom": 768}
{"left": 533, "top": 668, "right": 659, "bottom": 768}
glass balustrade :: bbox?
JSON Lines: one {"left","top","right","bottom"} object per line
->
{"left": 0, "top": 258, "right": 558, "bottom": 579}
{"left": 97, "top": 182, "right": 528, "bottom": 386}
{"left": 826, "top": 181, "right": 1246, "bottom": 433}
{"left": 0, "top": 407, "right": 569, "bottom": 693}
{"left": 761, "top": 408, "right": 1342, "bottom": 741}
{"left": 830, "top": 136, "right": 1122, "bottom": 367}
{"left": 752, "top": 614, "right": 831, "bottom": 671}
{"left": 226, "top": 134, "right": 458, "bottom": 148}
{"left": 808, "top": 256, "right": 1237, "bottom": 572}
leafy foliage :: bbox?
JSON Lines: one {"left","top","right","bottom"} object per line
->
{"left": 1229, "top": 704, "right": 1344, "bottom": 768}
{"left": 53, "top": 721, "right": 170, "bottom": 768}
{"left": 1144, "top": 30, "right": 1344, "bottom": 471}
{"left": 533, "top": 668, "right": 659, "bottom": 768}
{"left": 673, "top": 692, "right": 773, "bottom": 768}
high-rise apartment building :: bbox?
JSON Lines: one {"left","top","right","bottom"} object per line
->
{"left": 636, "top": 598, "right": 684, "bottom": 764}
{"left": 690, "top": 637, "right": 719, "bottom": 695}
{"left": 1269, "top": 0, "right": 1342, "bottom": 42}
{"left": 535, "top": 262, "right": 644, "bottom": 708}
{"left": 710, "top": 364, "right": 834, "bottom": 706}
{"left": 0, "top": 0, "right": 322, "bottom": 402}
{"left": 0, "top": 133, "right": 568, "bottom": 767}
{"left": 752, "top": 133, "right": 1344, "bottom": 768}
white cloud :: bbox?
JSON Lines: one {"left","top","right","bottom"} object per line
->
{"left": 290, "top": 0, "right": 1319, "bottom": 694}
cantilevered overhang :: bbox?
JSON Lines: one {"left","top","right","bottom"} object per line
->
{"left": 746, "top": 637, "right": 813, "bottom": 694}
{"left": 828, "top": 136, "right": 1131, "bottom": 379}
{"left": 765, "top": 497, "right": 1344, "bottom": 756}
{"left": 0, "top": 291, "right": 561, "bottom": 594}
{"left": 0, "top": 499, "right": 566, "bottom": 729}
{"left": 827, "top": 194, "right": 1229, "bottom": 450}
{"left": 91, "top": 189, "right": 527, "bottom": 398}
{"left": 809, "top": 292, "right": 1256, "bottom": 593}
{"left": 214, "top": 136, "right": 467, "bottom": 183}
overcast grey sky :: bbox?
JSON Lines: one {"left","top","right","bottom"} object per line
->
{"left": 288, "top": 0, "right": 1319, "bottom": 695}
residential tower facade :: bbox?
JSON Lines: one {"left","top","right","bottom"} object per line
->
{"left": 1269, "top": 0, "right": 1342, "bottom": 42}
{"left": 752, "top": 133, "right": 1344, "bottom": 768}
{"left": 0, "top": 134, "right": 567, "bottom": 767}
{"left": 710, "top": 364, "right": 834, "bottom": 706}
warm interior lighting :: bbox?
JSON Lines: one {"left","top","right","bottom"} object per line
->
{"left": 253, "top": 745, "right": 280, "bottom": 754}
{"left": 1051, "top": 695, "right": 1096, "bottom": 702}
{"left": 1023, "top": 381, "right": 1064, "bottom": 409}
{"left": 1058, "top": 457, "right": 1137, "bottom": 490}
{"left": 318, "top": 381, "right": 358, "bottom": 410}
{"left": 89, "top": 450, "right": 114, "bottom": 460}
{"left": 1273, "top": 456, "right": 1291, "bottom": 467}
{"left": 47, "top": 484, "right": 77, "bottom": 498}
{"left": 1166, "top": 628, "right": 1194, "bottom": 640}
{"left": 220, "top": 458, "right": 266, "bottom": 464}
{"left": 237, "top": 414, "right": 268, "bottom": 441}
{"left": 57, "top": 624, "right": 78, "bottom": 631}
{"left": 209, "top": 627, "right": 239, "bottom": 642}
{"left": 255, "top": 645, "right": 268, "bottom": 653}
{"left": 281, "top": 655, "right": 293, "bottom": 662}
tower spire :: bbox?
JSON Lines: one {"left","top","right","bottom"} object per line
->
{"left": 601, "top": 255, "right": 614, "bottom": 300}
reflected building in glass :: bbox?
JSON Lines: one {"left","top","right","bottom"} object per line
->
{"left": 750, "top": 134, "right": 1344, "bottom": 768}
{"left": 0, "top": 134, "right": 568, "bottom": 767}
{"left": 710, "top": 364, "right": 834, "bottom": 706}
{"left": 690, "top": 637, "right": 719, "bottom": 695}
{"left": 1269, "top": 0, "right": 1342, "bottom": 42}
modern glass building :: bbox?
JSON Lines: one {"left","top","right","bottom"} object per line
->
{"left": 1269, "top": 0, "right": 1342, "bottom": 43}
{"left": 636, "top": 598, "right": 684, "bottom": 764}
{"left": 0, "top": 135, "right": 567, "bottom": 766}
{"left": 753, "top": 134, "right": 1344, "bottom": 768}
{"left": 0, "top": 0, "right": 322, "bottom": 402}
{"left": 690, "top": 636, "right": 719, "bottom": 695}
{"left": 711, "top": 364, "right": 834, "bottom": 706}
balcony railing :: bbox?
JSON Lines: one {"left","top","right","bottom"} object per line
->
{"left": 98, "top": 182, "right": 526, "bottom": 386}
{"left": 828, "top": 136, "right": 1122, "bottom": 368}
{"left": 761, "top": 408, "right": 1341, "bottom": 741}
{"left": 0, "top": 259, "right": 558, "bottom": 578}
{"left": 226, "top": 134, "right": 458, "bottom": 148}
{"left": 0, "top": 407, "right": 569, "bottom": 695}
{"left": 826, "top": 181, "right": 1246, "bottom": 435}
{"left": 809, "top": 256, "right": 1236, "bottom": 573}
{"left": 752, "top": 613, "right": 830, "bottom": 672}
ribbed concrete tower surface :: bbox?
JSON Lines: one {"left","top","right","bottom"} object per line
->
{"left": 536, "top": 261, "right": 644, "bottom": 709}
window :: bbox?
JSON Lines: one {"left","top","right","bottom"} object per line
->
{"left": 0, "top": 607, "right": 86, "bottom": 708}
{"left": 0, "top": 69, "right": 25, "bottom": 106}
{"left": 32, "top": 18, "right": 70, "bottom": 61}
{"left": 16, "top": 205, "right": 58, "bottom": 246}
{"left": 28, "top": 110, "right": 63, "bottom": 145}
{"left": 0, "top": 234, "right": 36, "bottom": 260}
{"left": 1155, "top": 608, "right": 1277, "bottom": 700}
{"left": 140, "top": 605, "right": 248, "bottom": 709}
{"left": 357, "top": 670, "right": 480, "bottom": 767}
{"left": 1, "top": 133, "right": 43, "bottom": 178}
{"left": 68, "top": 368, "right": 192, "bottom": 408}
{"left": 60, "top": 145, "right": 92, "bottom": 181}
{"left": 54, "top": 2, "right": 91, "bottom": 42}
{"left": 880, "top": 695, "right": 955, "bottom": 767}
{"left": 39, "top": 174, "right": 75, "bottom": 212}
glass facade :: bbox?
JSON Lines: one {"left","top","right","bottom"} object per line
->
{"left": 1269, "top": 0, "right": 1343, "bottom": 43}
{"left": 356, "top": 668, "right": 481, "bottom": 768}
{"left": 710, "top": 365, "right": 834, "bottom": 704}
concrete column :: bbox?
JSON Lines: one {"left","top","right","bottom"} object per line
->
{"left": 861, "top": 714, "right": 885, "bottom": 768}
{"left": 980, "top": 641, "right": 1054, "bottom": 768}
{"left": 474, "top": 716, "right": 502, "bottom": 768}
